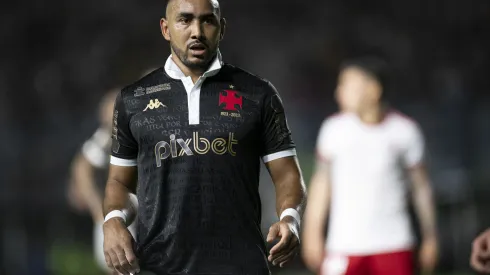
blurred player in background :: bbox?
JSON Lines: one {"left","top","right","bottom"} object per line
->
{"left": 302, "top": 56, "right": 438, "bottom": 275}
{"left": 67, "top": 88, "right": 138, "bottom": 274}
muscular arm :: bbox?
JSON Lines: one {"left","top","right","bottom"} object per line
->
{"left": 71, "top": 152, "right": 103, "bottom": 221}
{"left": 265, "top": 156, "right": 306, "bottom": 219}
{"left": 301, "top": 160, "right": 331, "bottom": 272}
{"left": 103, "top": 165, "right": 138, "bottom": 217}
{"left": 409, "top": 165, "right": 437, "bottom": 241}
{"left": 103, "top": 164, "right": 140, "bottom": 273}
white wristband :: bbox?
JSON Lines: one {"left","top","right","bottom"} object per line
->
{"left": 104, "top": 210, "right": 127, "bottom": 224}
{"left": 280, "top": 208, "right": 301, "bottom": 226}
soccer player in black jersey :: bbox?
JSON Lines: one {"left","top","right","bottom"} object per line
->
{"left": 102, "top": 0, "right": 306, "bottom": 274}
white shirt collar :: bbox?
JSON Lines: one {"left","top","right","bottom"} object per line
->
{"left": 164, "top": 50, "right": 223, "bottom": 80}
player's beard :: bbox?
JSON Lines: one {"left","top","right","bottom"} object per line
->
{"left": 170, "top": 41, "right": 216, "bottom": 71}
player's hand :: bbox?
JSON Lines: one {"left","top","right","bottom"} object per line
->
{"left": 103, "top": 218, "right": 140, "bottom": 275}
{"left": 266, "top": 216, "right": 300, "bottom": 267}
{"left": 419, "top": 236, "right": 438, "bottom": 274}
{"left": 471, "top": 228, "right": 490, "bottom": 273}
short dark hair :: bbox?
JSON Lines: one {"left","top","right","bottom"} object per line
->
{"left": 340, "top": 55, "right": 390, "bottom": 96}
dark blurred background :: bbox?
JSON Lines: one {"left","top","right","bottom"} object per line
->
{"left": 1, "top": 0, "right": 489, "bottom": 274}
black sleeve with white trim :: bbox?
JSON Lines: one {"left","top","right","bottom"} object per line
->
{"left": 260, "top": 82, "right": 296, "bottom": 163}
{"left": 110, "top": 91, "right": 138, "bottom": 166}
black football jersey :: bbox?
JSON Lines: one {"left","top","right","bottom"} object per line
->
{"left": 110, "top": 56, "right": 295, "bottom": 275}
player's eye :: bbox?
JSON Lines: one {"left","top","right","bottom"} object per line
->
{"left": 178, "top": 17, "right": 191, "bottom": 24}
{"left": 202, "top": 17, "right": 216, "bottom": 25}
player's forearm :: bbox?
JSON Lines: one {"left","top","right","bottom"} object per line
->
{"left": 302, "top": 210, "right": 328, "bottom": 250}
{"left": 103, "top": 179, "right": 132, "bottom": 216}
{"left": 303, "top": 170, "right": 330, "bottom": 240}
{"left": 412, "top": 179, "right": 437, "bottom": 240}
{"left": 301, "top": 171, "right": 331, "bottom": 272}
{"left": 302, "top": 219, "right": 327, "bottom": 272}
{"left": 274, "top": 169, "right": 306, "bottom": 217}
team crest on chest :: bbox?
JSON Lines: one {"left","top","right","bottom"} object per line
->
{"left": 219, "top": 85, "right": 242, "bottom": 118}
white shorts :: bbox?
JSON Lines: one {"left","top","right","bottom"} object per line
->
{"left": 94, "top": 193, "right": 138, "bottom": 272}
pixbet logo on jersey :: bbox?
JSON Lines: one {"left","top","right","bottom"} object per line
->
{"left": 154, "top": 132, "right": 238, "bottom": 167}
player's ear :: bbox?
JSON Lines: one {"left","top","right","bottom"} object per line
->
{"left": 160, "top": 18, "right": 171, "bottom": 41}
{"left": 219, "top": 17, "right": 226, "bottom": 41}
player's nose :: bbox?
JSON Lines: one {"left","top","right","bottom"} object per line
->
{"left": 190, "top": 21, "right": 204, "bottom": 40}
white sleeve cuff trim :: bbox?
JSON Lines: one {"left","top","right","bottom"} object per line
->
{"left": 110, "top": 156, "right": 137, "bottom": 166}
{"left": 262, "top": 149, "right": 296, "bottom": 163}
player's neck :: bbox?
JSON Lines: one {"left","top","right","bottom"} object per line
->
{"left": 358, "top": 105, "right": 386, "bottom": 125}
{"left": 185, "top": 67, "right": 206, "bottom": 84}
{"left": 170, "top": 55, "right": 211, "bottom": 83}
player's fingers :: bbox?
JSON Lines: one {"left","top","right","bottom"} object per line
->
{"left": 473, "top": 236, "right": 485, "bottom": 252}
{"left": 473, "top": 233, "right": 490, "bottom": 253}
{"left": 272, "top": 239, "right": 299, "bottom": 266}
{"left": 471, "top": 251, "right": 489, "bottom": 273}
{"left": 480, "top": 256, "right": 490, "bottom": 272}
{"left": 277, "top": 248, "right": 298, "bottom": 267}
{"left": 481, "top": 249, "right": 490, "bottom": 259}
{"left": 270, "top": 225, "right": 292, "bottom": 255}
{"left": 270, "top": 237, "right": 297, "bottom": 262}
{"left": 273, "top": 248, "right": 296, "bottom": 267}
{"left": 123, "top": 242, "right": 140, "bottom": 273}
{"left": 269, "top": 238, "right": 290, "bottom": 258}
{"left": 269, "top": 235, "right": 293, "bottom": 262}
{"left": 107, "top": 250, "right": 126, "bottom": 274}
{"left": 104, "top": 251, "right": 115, "bottom": 270}
{"left": 267, "top": 224, "right": 280, "bottom": 242}
{"left": 114, "top": 247, "right": 131, "bottom": 275}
